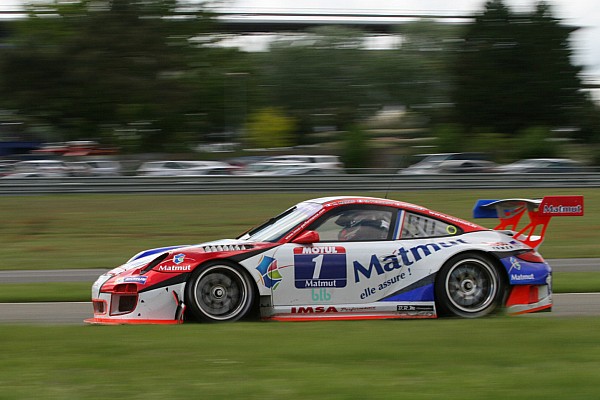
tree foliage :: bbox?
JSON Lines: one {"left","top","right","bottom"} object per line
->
{"left": 0, "top": 0, "right": 595, "bottom": 159}
{"left": 453, "top": 0, "right": 585, "bottom": 134}
{"left": 0, "top": 0, "right": 226, "bottom": 150}
{"left": 245, "top": 107, "right": 296, "bottom": 149}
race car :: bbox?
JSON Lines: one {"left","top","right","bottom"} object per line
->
{"left": 85, "top": 194, "right": 584, "bottom": 324}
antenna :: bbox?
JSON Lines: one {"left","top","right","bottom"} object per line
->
{"left": 384, "top": 171, "right": 398, "bottom": 199}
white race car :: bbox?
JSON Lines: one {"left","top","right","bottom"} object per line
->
{"left": 86, "top": 195, "right": 583, "bottom": 324}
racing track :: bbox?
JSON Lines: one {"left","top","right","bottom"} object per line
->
{"left": 0, "top": 258, "right": 598, "bottom": 324}
{"left": 0, "top": 294, "right": 599, "bottom": 324}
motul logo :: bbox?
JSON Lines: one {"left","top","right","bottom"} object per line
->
{"left": 291, "top": 306, "right": 338, "bottom": 314}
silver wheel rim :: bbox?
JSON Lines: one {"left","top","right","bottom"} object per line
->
{"left": 445, "top": 258, "right": 497, "bottom": 314}
{"left": 193, "top": 266, "right": 248, "bottom": 321}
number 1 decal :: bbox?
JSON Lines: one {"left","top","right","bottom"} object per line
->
{"left": 293, "top": 246, "right": 347, "bottom": 289}
{"left": 312, "top": 254, "right": 324, "bottom": 279}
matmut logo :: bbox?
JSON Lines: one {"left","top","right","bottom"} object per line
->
{"left": 291, "top": 306, "right": 338, "bottom": 314}
{"left": 543, "top": 204, "right": 582, "bottom": 214}
{"left": 540, "top": 196, "right": 584, "bottom": 216}
{"left": 353, "top": 239, "right": 468, "bottom": 282}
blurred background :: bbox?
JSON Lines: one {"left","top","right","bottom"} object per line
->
{"left": 1, "top": 0, "right": 600, "bottom": 175}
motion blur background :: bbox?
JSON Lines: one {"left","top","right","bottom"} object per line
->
{"left": 2, "top": 4, "right": 600, "bottom": 399}
{"left": 0, "top": 0, "right": 600, "bottom": 172}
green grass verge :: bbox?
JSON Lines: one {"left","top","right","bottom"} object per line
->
{"left": 0, "top": 283, "right": 91, "bottom": 303}
{"left": 1, "top": 273, "right": 597, "bottom": 303}
{"left": 0, "top": 189, "right": 598, "bottom": 271}
{"left": 1, "top": 318, "right": 600, "bottom": 399}
{"left": 553, "top": 272, "right": 600, "bottom": 293}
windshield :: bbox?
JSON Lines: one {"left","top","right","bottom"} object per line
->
{"left": 239, "top": 201, "right": 323, "bottom": 242}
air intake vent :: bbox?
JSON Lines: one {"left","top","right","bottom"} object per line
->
{"left": 202, "top": 244, "right": 253, "bottom": 253}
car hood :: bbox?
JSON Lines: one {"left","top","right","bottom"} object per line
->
{"left": 109, "top": 239, "right": 271, "bottom": 277}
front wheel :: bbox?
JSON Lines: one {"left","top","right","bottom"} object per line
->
{"left": 185, "top": 262, "right": 255, "bottom": 322}
{"left": 435, "top": 253, "right": 505, "bottom": 318}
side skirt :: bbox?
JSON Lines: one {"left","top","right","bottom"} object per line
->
{"left": 262, "top": 301, "right": 437, "bottom": 321}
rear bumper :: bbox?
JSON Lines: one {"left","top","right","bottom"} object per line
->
{"left": 505, "top": 283, "right": 552, "bottom": 315}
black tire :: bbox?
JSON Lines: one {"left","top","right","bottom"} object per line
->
{"left": 435, "top": 253, "right": 505, "bottom": 318}
{"left": 185, "top": 261, "right": 255, "bottom": 322}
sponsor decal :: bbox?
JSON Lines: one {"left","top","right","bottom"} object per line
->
{"left": 543, "top": 204, "right": 582, "bottom": 214}
{"left": 485, "top": 241, "right": 519, "bottom": 251}
{"left": 291, "top": 306, "right": 338, "bottom": 314}
{"left": 397, "top": 305, "right": 434, "bottom": 312}
{"left": 501, "top": 256, "right": 549, "bottom": 285}
{"left": 158, "top": 265, "right": 192, "bottom": 272}
{"left": 311, "top": 288, "right": 332, "bottom": 302}
{"left": 294, "top": 246, "right": 347, "bottom": 289}
{"left": 339, "top": 306, "right": 376, "bottom": 312}
{"left": 256, "top": 255, "right": 282, "bottom": 290}
{"left": 360, "top": 267, "right": 414, "bottom": 300}
{"left": 511, "top": 273, "right": 535, "bottom": 281}
{"left": 117, "top": 276, "right": 148, "bottom": 284}
{"left": 539, "top": 196, "right": 584, "bottom": 216}
{"left": 508, "top": 257, "right": 522, "bottom": 273}
{"left": 156, "top": 253, "right": 196, "bottom": 272}
{"left": 353, "top": 239, "right": 467, "bottom": 283}
{"left": 173, "top": 253, "right": 185, "bottom": 264}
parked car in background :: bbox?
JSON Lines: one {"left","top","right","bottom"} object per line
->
{"left": 493, "top": 158, "right": 583, "bottom": 173}
{"left": 0, "top": 159, "right": 18, "bottom": 177}
{"left": 400, "top": 153, "right": 486, "bottom": 175}
{"left": 236, "top": 161, "right": 333, "bottom": 176}
{"left": 400, "top": 153, "right": 489, "bottom": 175}
{"left": 137, "top": 161, "right": 235, "bottom": 176}
{"left": 12, "top": 160, "right": 72, "bottom": 177}
{"left": 437, "top": 159, "right": 497, "bottom": 174}
{"left": 238, "top": 155, "right": 344, "bottom": 175}
{"left": 263, "top": 155, "right": 344, "bottom": 173}
{"left": 69, "top": 160, "right": 122, "bottom": 176}
{"left": 1, "top": 172, "right": 64, "bottom": 179}
{"left": 30, "top": 142, "right": 69, "bottom": 156}
{"left": 32, "top": 141, "right": 118, "bottom": 157}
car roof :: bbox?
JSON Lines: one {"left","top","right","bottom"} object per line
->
{"left": 307, "top": 196, "right": 427, "bottom": 212}
{"left": 304, "top": 196, "right": 483, "bottom": 230}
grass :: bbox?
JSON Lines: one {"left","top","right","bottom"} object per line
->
{"left": 0, "top": 283, "right": 91, "bottom": 303}
{"left": 1, "top": 189, "right": 598, "bottom": 271}
{"left": 1, "top": 191, "right": 598, "bottom": 399}
{"left": 553, "top": 272, "right": 600, "bottom": 293}
{"left": 1, "top": 318, "right": 600, "bottom": 399}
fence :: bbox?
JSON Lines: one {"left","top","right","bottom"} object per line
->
{"left": 1, "top": 173, "right": 599, "bottom": 195}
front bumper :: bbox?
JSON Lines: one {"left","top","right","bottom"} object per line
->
{"left": 84, "top": 276, "right": 186, "bottom": 325}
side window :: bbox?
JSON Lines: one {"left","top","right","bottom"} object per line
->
{"left": 398, "top": 211, "right": 460, "bottom": 239}
{"left": 310, "top": 206, "right": 393, "bottom": 242}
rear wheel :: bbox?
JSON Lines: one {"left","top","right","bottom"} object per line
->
{"left": 185, "top": 262, "right": 255, "bottom": 322}
{"left": 435, "top": 253, "right": 504, "bottom": 318}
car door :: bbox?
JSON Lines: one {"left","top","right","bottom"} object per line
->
{"left": 270, "top": 204, "right": 400, "bottom": 306}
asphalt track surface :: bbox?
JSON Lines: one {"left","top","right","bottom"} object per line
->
{"left": 0, "top": 258, "right": 598, "bottom": 324}
{"left": 0, "top": 294, "right": 599, "bottom": 324}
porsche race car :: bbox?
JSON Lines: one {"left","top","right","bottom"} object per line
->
{"left": 85, "top": 195, "right": 583, "bottom": 324}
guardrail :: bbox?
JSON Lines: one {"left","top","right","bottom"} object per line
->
{"left": 1, "top": 173, "right": 600, "bottom": 194}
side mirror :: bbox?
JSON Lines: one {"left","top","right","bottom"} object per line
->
{"left": 292, "top": 230, "right": 320, "bottom": 244}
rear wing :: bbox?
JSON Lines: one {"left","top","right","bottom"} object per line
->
{"left": 473, "top": 195, "right": 584, "bottom": 249}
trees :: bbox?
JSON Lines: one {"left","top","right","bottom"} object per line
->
{"left": 0, "top": 0, "right": 227, "bottom": 151}
{"left": 453, "top": 0, "right": 586, "bottom": 135}
{"left": 256, "top": 26, "right": 372, "bottom": 137}
{"left": 245, "top": 107, "right": 295, "bottom": 149}
{"left": 0, "top": 0, "right": 594, "bottom": 160}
